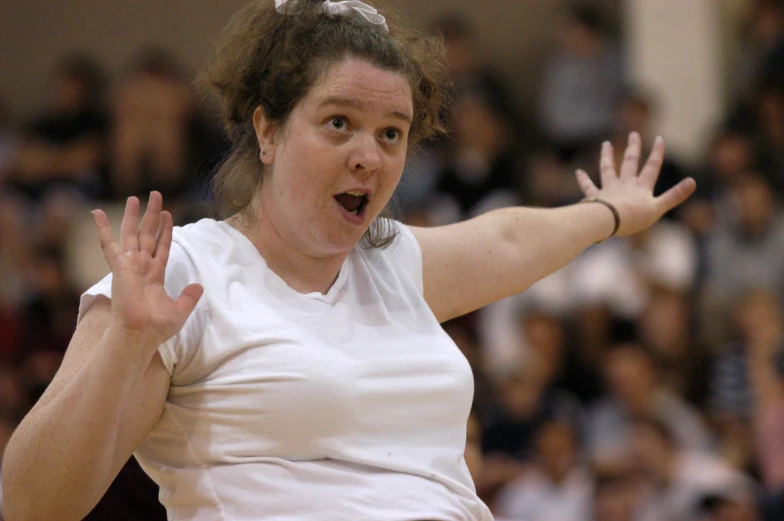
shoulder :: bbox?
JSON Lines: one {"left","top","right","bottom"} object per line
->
{"left": 357, "top": 220, "right": 422, "bottom": 267}
{"left": 354, "top": 220, "right": 424, "bottom": 296}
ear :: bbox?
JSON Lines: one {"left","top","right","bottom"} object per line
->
{"left": 253, "top": 106, "right": 277, "bottom": 165}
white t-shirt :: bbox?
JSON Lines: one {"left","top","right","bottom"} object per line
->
{"left": 79, "top": 218, "right": 493, "bottom": 521}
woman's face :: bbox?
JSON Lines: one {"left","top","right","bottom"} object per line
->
{"left": 256, "top": 57, "right": 413, "bottom": 258}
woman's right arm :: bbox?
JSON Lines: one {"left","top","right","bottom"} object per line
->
{"left": 1, "top": 300, "right": 170, "bottom": 521}
{"left": 1, "top": 192, "right": 203, "bottom": 521}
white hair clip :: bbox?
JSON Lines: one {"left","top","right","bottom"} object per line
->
{"left": 275, "top": 0, "right": 389, "bottom": 33}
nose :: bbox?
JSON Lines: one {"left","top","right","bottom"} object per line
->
{"left": 348, "top": 133, "right": 381, "bottom": 173}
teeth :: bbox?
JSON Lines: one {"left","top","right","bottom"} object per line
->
{"left": 346, "top": 191, "right": 366, "bottom": 197}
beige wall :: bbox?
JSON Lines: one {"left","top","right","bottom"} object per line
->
{"left": 626, "top": 0, "right": 725, "bottom": 164}
{"left": 0, "top": 0, "right": 616, "bottom": 118}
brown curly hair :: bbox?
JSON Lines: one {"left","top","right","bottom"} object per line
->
{"left": 198, "top": 0, "right": 450, "bottom": 247}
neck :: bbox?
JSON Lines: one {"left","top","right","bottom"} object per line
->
{"left": 229, "top": 208, "right": 348, "bottom": 296}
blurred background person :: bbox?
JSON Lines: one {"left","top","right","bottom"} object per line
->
{"left": 394, "top": 12, "right": 525, "bottom": 223}
{"left": 740, "top": 290, "right": 784, "bottom": 520}
{"left": 703, "top": 172, "right": 784, "bottom": 335}
{"left": 109, "top": 46, "right": 224, "bottom": 212}
{"left": 636, "top": 286, "right": 710, "bottom": 408}
{"left": 630, "top": 417, "right": 754, "bottom": 521}
{"left": 6, "top": 52, "right": 108, "bottom": 203}
{"left": 538, "top": 2, "right": 625, "bottom": 162}
{"left": 591, "top": 469, "right": 649, "bottom": 521}
{"left": 586, "top": 343, "right": 712, "bottom": 473}
{"left": 430, "top": 82, "right": 526, "bottom": 222}
{"left": 731, "top": 0, "right": 784, "bottom": 103}
{"left": 494, "top": 418, "right": 592, "bottom": 521}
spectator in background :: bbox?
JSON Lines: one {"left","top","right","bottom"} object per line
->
{"left": 480, "top": 351, "right": 583, "bottom": 501}
{"left": 731, "top": 0, "right": 784, "bottom": 107}
{"left": 431, "top": 82, "right": 525, "bottom": 223}
{"left": 704, "top": 172, "right": 784, "bottom": 316}
{"left": 395, "top": 13, "right": 527, "bottom": 225}
{"left": 741, "top": 290, "right": 784, "bottom": 519}
{"left": 728, "top": 76, "right": 784, "bottom": 196}
{"left": 681, "top": 129, "right": 757, "bottom": 253}
{"left": 8, "top": 53, "right": 107, "bottom": 201}
{"left": 538, "top": 2, "right": 625, "bottom": 161}
{"left": 525, "top": 147, "right": 585, "bottom": 208}
{"left": 110, "top": 47, "right": 213, "bottom": 205}
{"left": 708, "top": 291, "right": 782, "bottom": 475}
{"left": 631, "top": 417, "right": 754, "bottom": 521}
{"left": 637, "top": 286, "right": 710, "bottom": 407}
{"left": 587, "top": 344, "right": 712, "bottom": 473}
{"left": 591, "top": 469, "right": 648, "bottom": 521}
{"left": 519, "top": 308, "right": 603, "bottom": 408}
{"left": 751, "top": 80, "right": 784, "bottom": 195}
{"left": 15, "top": 245, "right": 80, "bottom": 359}
{"left": 494, "top": 418, "right": 593, "bottom": 521}
{"left": 429, "top": 12, "right": 521, "bottom": 128}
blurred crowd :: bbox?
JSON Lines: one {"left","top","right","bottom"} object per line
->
{"left": 1, "top": 1, "right": 784, "bottom": 520}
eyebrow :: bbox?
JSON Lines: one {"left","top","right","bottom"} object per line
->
{"left": 319, "top": 96, "right": 412, "bottom": 124}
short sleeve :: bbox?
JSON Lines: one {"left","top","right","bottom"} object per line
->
{"left": 390, "top": 222, "right": 424, "bottom": 295}
{"left": 77, "top": 241, "right": 205, "bottom": 378}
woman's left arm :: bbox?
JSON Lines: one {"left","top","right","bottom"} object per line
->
{"left": 410, "top": 133, "right": 696, "bottom": 323}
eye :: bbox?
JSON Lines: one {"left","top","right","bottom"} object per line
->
{"left": 381, "top": 128, "right": 402, "bottom": 144}
{"left": 327, "top": 116, "right": 349, "bottom": 131}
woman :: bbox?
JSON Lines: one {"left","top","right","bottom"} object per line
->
{"left": 0, "top": 1, "right": 695, "bottom": 520}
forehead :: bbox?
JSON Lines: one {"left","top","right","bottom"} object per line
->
{"left": 302, "top": 57, "right": 413, "bottom": 116}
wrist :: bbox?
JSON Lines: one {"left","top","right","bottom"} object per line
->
{"left": 102, "top": 323, "right": 163, "bottom": 368}
{"left": 580, "top": 197, "right": 620, "bottom": 242}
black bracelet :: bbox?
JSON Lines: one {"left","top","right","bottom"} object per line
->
{"left": 581, "top": 197, "right": 621, "bottom": 241}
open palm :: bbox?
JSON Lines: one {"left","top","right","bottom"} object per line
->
{"left": 93, "top": 192, "right": 203, "bottom": 348}
{"left": 576, "top": 132, "right": 697, "bottom": 236}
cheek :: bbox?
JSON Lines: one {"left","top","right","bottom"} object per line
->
{"left": 383, "top": 155, "right": 407, "bottom": 188}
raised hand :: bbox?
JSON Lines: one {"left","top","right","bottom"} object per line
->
{"left": 575, "top": 132, "right": 697, "bottom": 236}
{"left": 92, "top": 192, "right": 203, "bottom": 350}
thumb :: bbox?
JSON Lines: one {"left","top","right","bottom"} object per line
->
{"left": 656, "top": 177, "right": 697, "bottom": 215}
{"left": 175, "top": 283, "right": 204, "bottom": 319}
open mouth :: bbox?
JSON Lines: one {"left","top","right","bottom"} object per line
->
{"left": 334, "top": 191, "right": 369, "bottom": 217}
